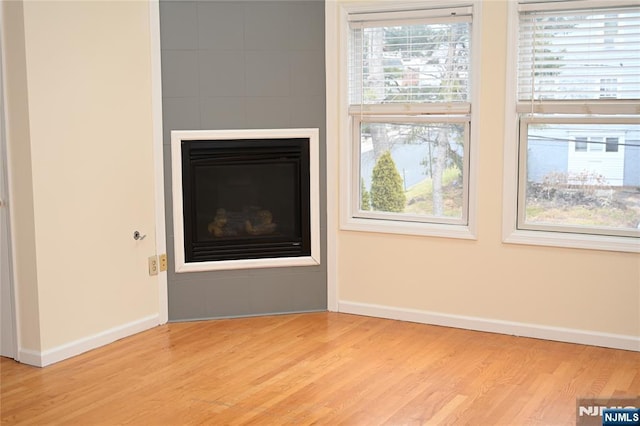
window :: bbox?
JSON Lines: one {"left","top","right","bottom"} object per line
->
{"left": 504, "top": 0, "right": 640, "bottom": 251}
{"left": 574, "top": 136, "right": 623, "bottom": 153}
{"left": 606, "top": 137, "right": 619, "bottom": 153}
{"left": 341, "top": 4, "right": 478, "bottom": 238}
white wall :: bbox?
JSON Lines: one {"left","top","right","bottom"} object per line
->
{"left": 328, "top": 0, "right": 640, "bottom": 350}
{"left": 3, "top": 0, "right": 163, "bottom": 365}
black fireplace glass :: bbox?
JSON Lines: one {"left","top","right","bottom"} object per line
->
{"left": 181, "top": 138, "right": 311, "bottom": 262}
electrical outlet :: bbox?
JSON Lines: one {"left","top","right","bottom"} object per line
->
{"left": 159, "top": 254, "right": 168, "bottom": 272}
{"left": 148, "top": 255, "right": 158, "bottom": 276}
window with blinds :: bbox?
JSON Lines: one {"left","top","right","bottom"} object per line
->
{"left": 348, "top": 7, "right": 472, "bottom": 115}
{"left": 512, "top": 0, "right": 640, "bottom": 243}
{"left": 517, "top": 2, "right": 640, "bottom": 113}
{"left": 342, "top": 4, "right": 477, "bottom": 236}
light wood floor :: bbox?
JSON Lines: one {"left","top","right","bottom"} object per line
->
{"left": 1, "top": 312, "right": 638, "bottom": 425}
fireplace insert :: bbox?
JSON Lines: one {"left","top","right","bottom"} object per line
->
{"left": 180, "top": 137, "right": 311, "bottom": 263}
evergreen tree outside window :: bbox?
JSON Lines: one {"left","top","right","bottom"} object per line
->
{"left": 370, "top": 151, "right": 406, "bottom": 213}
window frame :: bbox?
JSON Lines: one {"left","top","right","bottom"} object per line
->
{"left": 339, "top": 1, "right": 480, "bottom": 240}
{"left": 503, "top": 0, "right": 640, "bottom": 253}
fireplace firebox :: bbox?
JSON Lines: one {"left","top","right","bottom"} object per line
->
{"left": 171, "top": 129, "right": 320, "bottom": 272}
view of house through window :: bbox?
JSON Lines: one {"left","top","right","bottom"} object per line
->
{"left": 348, "top": 7, "right": 472, "bottom": 227}
{"left": 522, "top": 122, "right": 640, "bottom": 233}
{"left": 516, "top": 2, "right": 640, "bottom": 238}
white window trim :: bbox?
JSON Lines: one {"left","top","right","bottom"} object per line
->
{"left": 502, "top": 1, "right": 640, "bottom": 253}
{"left": 337, "top": 0, "right": 480, "bottom": 240}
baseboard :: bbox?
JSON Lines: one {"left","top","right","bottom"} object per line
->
{"left": 338, "top": 301, "right": 640, "bottom": 352}
{"left": 18, "top": 314, "right": 160, "bottom": 367}
{"left": 168, "top": 308, "right": 327, "bottom": 323}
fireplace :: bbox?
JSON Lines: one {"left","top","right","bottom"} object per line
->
{"left": 171, "top": 129, "right": 320, "bottom": 272}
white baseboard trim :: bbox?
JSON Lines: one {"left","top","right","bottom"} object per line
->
{"left": 18, "top": 314, "right": 160, "bottom": 367}
{"left": 339, "top": 301, "right": 640, "bottom": 352}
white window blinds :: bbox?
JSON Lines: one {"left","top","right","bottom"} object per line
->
{"left": 517, "top": 1, "right": 640, "bottom": 113}
{"left": 348, "top": 7, "right": 472, "bottom": 114}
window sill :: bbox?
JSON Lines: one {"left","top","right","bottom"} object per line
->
{"left": 341, "top": 216, "right": 476, "bottom": 240}
{"left": 503, "top": 228, "right": 640, "bottom": 253}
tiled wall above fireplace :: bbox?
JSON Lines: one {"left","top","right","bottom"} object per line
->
{"left": 159, "top": 0, "right": 327, "bottom": 321}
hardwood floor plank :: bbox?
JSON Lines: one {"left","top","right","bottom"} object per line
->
{"left": 1, "top": 313, "right": 638, "bottom": 425}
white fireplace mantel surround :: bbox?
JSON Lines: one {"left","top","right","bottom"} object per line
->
{"left": 171, "top": 128, "right": 321, "bottom": 272}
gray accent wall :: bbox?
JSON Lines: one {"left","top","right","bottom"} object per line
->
{"left": 160, "top": 0, "right": 327, "bottom": 321}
